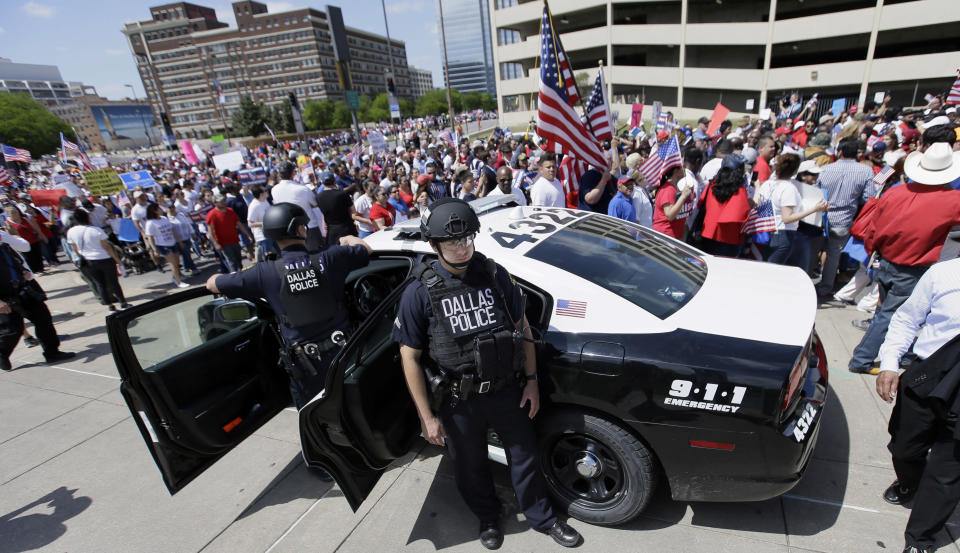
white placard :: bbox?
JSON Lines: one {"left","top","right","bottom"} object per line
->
{"left": 212, "top": 150, "right": 244, "bottom": 173}
{"left": 758, "top": 108, "right": 772, "bottom": 120}
{"left": 746, "top": 99, "right": 755, "bottom": 110}
{"left": 874, "top": 91, "right": 885, "bottom": 104}
{"left": 800, "top": 183, "right": 825, "bottom": 227}
{"left": 368, "top": 132, "right": 387, "bottom": 154}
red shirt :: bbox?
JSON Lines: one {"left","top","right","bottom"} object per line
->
{"left": 755, "top": 156, "right": 772, "bottom": 184}
{"left": 369, "top": 202, "right": 395, "bottom": 228}
{"left": 652, "top": 183, "right": 686, "bottom": 239}
{"left": 7, "top": 217, "right": 39, "bottom": 243}
{"left": 701, "top": 183, "right": 751, "bottom": 245}
{"left": 865, "top": 182, "right": 960, "bottom": 266}
{"left": 398, "top": 188, "right": 414, "bottom": 207}
{"left": 791, "top": 129, "right": 808, "bottom": 149}
{"left": 205, "top": 207, "right": 241, "bottom": 246}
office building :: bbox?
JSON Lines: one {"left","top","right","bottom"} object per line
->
{"left": 409, "top": 66, "right": 434, "bottom": 97}
{"left": 491, "top": 0, "right": 959, "bottom": 127}
{"left": 122, "top": 1, "right": 413, "bottom": 138}
{"left": 0, "top": 57, "right": 74, "bottom": 106}
{"left": 49, "top": 85, "right": 157, "bottom": 152}
{"left": 437, "top": 0, "right": 496, "bottom": 96}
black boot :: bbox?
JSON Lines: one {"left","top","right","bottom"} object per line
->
{"left": 543, "top": 520, "right": 582, "bottom": 548}
{"left": 43, "top": 351, "right": 76, "bottom": 364}
{"left": 884, "top": 480, "right": 915, "bottom": 505}
{"left": 479, "top": 520, "right": 503, "bottom": 550}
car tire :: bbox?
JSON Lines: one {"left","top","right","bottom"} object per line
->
{"left": 537, "top": 410, "right": 656, "bottom": 526}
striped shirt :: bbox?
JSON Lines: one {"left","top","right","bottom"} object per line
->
{"left": 815, "top": 159, "right": 876, "bottom": 230}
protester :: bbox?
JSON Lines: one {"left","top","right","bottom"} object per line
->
{"left": 353, "top": 181, "right": 377, "bottom": 238}
{"left": 144, "top": 203, "right": 190, "bottom": 288}
{"left": 529, "top": 154, "right": 564, "bottom": 207}
{"left": 66, "top": 208, "right": 129, "bottom": 311}
{"left": 652, "top": 165, "right": 691, "bottom": 239}
{"left": 3, "top": 205, "right": 46, "bottom": 273}
{"left": 760, "top": 154, "right": 829, "bottom": 268}
{"left": 698, "top": 155, "right": 751, "bottom": 256}
{"left": 369, "top": 187, "right": 395, "bottom": 231}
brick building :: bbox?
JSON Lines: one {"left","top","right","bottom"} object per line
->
{"left": 122, "top": 1, "right": 413, "bottom": 139}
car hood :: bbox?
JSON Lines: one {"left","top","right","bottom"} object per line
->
{"left": 667, "top": 256, "right": 816, "bottom": 347}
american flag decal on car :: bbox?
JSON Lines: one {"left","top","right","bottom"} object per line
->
{"left": 555, "top": 299, "right": 587, "bottom": 318}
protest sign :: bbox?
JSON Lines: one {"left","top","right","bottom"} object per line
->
{"left": 758, "top": 107, "right": 772, "bottom": 121}
{"left": 236, "top": 168, "right": 267, "bottom": 186}
{"left": 211, "top": 134, "right": 227, "bottom": 154}
{"left": 706, "top": 102, "right": 730, "bottom": 137}
{"left": 631, "top": 103, "right": 644, "bottom": 128}
{"left": 82, "top": 168, "right": 124, "bottom": 196}
{"left": 29, "top": 189, "right": 67, "bottom": 208}
{"left": 873, "top": 91, "right": 885, "bottom": 104}
{"left": 188, "top": 205, "right": 214, "bottom": 223}
{"left": 90, "top": 157, "right": 109, "bottom": 169}
{"left": 368, "top": 132, "right": 387, "bottom": 153}
{"left": 651, "top": 101, "right": 663, "bottom": 126}
{"left": 746, "top": 99, "right": 755, "bottom": 110}
{"left": 212, "top": 150, "right": 244, "bottom": 173}
{"left": 119, "top": 170, "right": 158, "bottom": 190}
{"left": 179, "top": 141, "right": 200, "bottom": 164}
{"left": 830, "top": 98, "right": 846, "bottom": 117}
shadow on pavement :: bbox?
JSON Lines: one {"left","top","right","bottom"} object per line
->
{"left": 235, "top": 456, "right": 334, "bottom": 521}
{"left": 0, "top": 487, "right": 91, "bottom": 553}
{"left": 50, "top": 311, "right": 85, "bottom": 324}
{"left": 43, "top": 285, "right": 91, "bottom": 301}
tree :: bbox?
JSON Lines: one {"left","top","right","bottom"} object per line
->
{"left": 366, "top": 93, "right": 391, "bottom": 122}
{"left": 303, "top": 100, "right": 335, "bottom": 130}
{"left": 0, "top": 92, "right": 73, "bottom": 157}
{"left": 415, "top": 89, "right": 462, "bottom": 117}
{"left": 231, "top": 95, "right": 267, "bottom": 137}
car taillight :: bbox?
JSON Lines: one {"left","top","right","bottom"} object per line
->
{"left": 781, "top": 338, "right": 811, "bottom": 414}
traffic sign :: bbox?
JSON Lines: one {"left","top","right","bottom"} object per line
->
{"left": 345, "top": 90, "right": 359, "bottom": 110}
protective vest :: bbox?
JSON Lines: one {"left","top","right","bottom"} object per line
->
{"left": 414, "top": 253, "right": 515, "bottom": 375}
{"left": 275, "top": 253, "right": 338, "bottom": 329}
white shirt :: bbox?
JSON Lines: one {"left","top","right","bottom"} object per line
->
{"left": 88, "top": 204, "right": 109, "bottom": 229}
{"left": 170, "top": 213, "right": 193, "bottom": 242}
{"left": 631, "top": 188, "right": 654, "bottom": 228}
{"left": 769, "top": 179, "right": 802, "bottom": 231}
{"left": 487, "top": 184, "right": 528, "bottom": 206}
{"left": 271, "top": 179, "right": 323, "bottom": 230}
{"left": 66, "top": 225, "right": 111, "bottom": 260}
{"left": 879, "top": 258, "right": 960, "bottom": 373}
{"left": 354, "top": 194, "right": 375, "bottom": 232}
{"left": 529, "top": 176, "right": 565, "bottom": 207}
{"left": 247, "top": 198, "right": 269, "bottom": 242}
{"left": 131, "top": 203, "right": 148, "bottom": 226}
{"left": 144, "top": 217, "right": 177, "bottom": 247}
{"left": 699, "top": 157, "right": 723, "bottom": 184}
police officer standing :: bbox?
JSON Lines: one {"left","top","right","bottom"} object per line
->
{"left": 391, "top": 198, "right": 581, "bottom": 550}
{"left": 205, "top": 202, "right": 370, "bottom": 409}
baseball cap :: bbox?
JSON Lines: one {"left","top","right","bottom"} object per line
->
{"left": 133, "top": 191, "right": 144, "bottom": 199}
{"left": 213, "top": 192, "right": 226, "bottom": 202}
{"left": 797, "top": 160, "right": 822, "bottom": 175}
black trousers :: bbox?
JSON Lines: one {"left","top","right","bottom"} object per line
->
{"left": 888, "top": 385, "right": 960, "bottom": 548}
{"left": 81, "top": 258, "right": 125, "bottom": 305}
{"left": 0, "top": 293, "right": 60, "bottom": 358}
{"left": 438, "top": 384, "right": 556, "bottom": 530}
{"left": 288, "top": 347, "right": 338, "bottom": 409}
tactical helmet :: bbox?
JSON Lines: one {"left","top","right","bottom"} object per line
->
{"left": 262, "top": 202, "right": 309, "bottom": 240}
{"left": 419, "top": 198, "right": 480, "bottom": 242}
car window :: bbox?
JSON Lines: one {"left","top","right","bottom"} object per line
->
{"left": 126, "top": 296, "right": 258, "bottom": 371}
{"left": 525, "top": 214, "right": 707, "bottom": 319}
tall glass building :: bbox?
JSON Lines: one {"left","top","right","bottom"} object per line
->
{"left": 438, "top": 0, "right": 497, "bottom": 96}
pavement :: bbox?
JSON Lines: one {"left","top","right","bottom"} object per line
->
{"left": 1, "top": 257, "right": 959, "bottom": 553}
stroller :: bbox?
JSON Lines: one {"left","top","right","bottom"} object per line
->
{"left": 116, "top": 218, "right": 157, "bottom": 275}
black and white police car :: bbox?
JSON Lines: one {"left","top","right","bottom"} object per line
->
{"left": 108, "top": 195, "right": 828, "bottom": 526}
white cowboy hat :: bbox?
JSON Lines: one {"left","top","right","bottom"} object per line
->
{"left": 903, "top": 142, "right": 960, "bottom": 185}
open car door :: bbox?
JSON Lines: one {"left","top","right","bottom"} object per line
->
{"left": 298, "top": 279, "right": 422, "bottom": 511}
{"left": 107, "top": 286, "right": 287, "bottom": 494}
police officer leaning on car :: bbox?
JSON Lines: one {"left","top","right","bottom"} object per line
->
{"left": 391, "top": 198, "right": 582, "bottom": 550}
{"left": 205, "top": 202, "right": 371, "bottom": 409}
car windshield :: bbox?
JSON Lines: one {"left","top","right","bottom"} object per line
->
{"left": 525, "top": 214, "right": 707, "bottom": 319}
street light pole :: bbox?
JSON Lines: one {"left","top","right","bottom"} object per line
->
{"left": 125, "top": 84, "right": 154, "bottom": 149}
{"left": 437, "top": 0, "right": 456, "bottom": 132}
{"left": 380, "top": 0, "right": 401, "bottom": 147}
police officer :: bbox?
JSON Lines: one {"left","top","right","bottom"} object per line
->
{"left": 391, "top": 198, "right": 581, "bottom": 550}
{"left": 0, "top": 233, "right": 75, "bottom": 371}
{"left": 205, "top": 202, "right": 370, "bottom": 409}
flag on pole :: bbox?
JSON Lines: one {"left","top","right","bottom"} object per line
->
{"left": 60, "top": 133, "right": 93, "bottom": 171}
{"left": 947, "top": 69, "right": 960, "bottom": 105}
{"left": 558, "top": 156, "right": 586, "bottom": 209}
{"left": 743, "top": 200, "right": 777, "bottom": 234}
{"left": 583, "top": 70, "right": 612, "bottom": 142}
{"left": 0, "top": 167, "right": 11, "bottom": 186}
{"left": 535, "top": 4, "right": 607, "bottom": 170}
{"left": 264, "top": 123, "right": 278, "bottom": 142}
{"left": 636, "top": 136, "right": 682, "bottom": 186}
{"left": 873, "top": 165, "right": 895, "bottom": 186}
{"left": 0, "top": 144, "right": 32, "bottom": 163}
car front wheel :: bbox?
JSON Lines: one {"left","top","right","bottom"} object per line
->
{"left": 537, "top": 410, "right": 656, "bottom": 526}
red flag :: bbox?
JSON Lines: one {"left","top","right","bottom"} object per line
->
{"left": 706, "top": 103, "right": 731, "bottom": 137}
{"left": 29, "top": 189, "right": 68, "bottom": 208}
{"left": 631, "top": 103, "right": 644, "bottom": 128}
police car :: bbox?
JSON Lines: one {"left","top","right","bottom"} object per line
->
{"left": 108, "top": 195, "right": 827, "bottom": 527}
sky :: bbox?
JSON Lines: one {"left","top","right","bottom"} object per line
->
{"left": 0, "top": 0, "right": 444, "bottom": 100}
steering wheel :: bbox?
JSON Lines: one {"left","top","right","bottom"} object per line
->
{"left": 351, "top": 273, "right": 392, "bottom": 317}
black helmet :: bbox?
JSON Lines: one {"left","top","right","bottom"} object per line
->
{"left": 262, "top": 202, "right": 309, "bottom": 240}
{"left": 419, "top": 198, "right": 479, "bottom": 242}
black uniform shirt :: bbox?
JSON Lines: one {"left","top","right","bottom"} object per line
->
{"left": 391, "top": 257, "right": 525, "bottom": 351}
{"left": 215, "top": 243, "right": 369, "bottom": 344}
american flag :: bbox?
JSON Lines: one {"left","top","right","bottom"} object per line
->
{"left": 947, "top": 69, "right": 960, "bottom": 105}
{"left": 558, "top": 156, "right": 586, "bottom": 209}
{"left": 264, "top": 123, "right": 278, "bottom": 142}
{"left": 1, "top": 144, "right": 32, "bottom": 163}
{"left": 583, "top": 71, "right": 612, "bottom": 141}
{"left": 60, "top": 132, "right": 93, "bottom": 171}
{"left": 535, "top": 5, "right": 607, "bottom": 170}
{"left": 637, "top": 136, "right": 682, "bottom": 187}
{"left": 743, "top": 200, "right": 777, "bottom": 234}
{"left": 438, "top": 130, "right": 455, "bottom": 147}
{"left": 874, "top": 165, "right": 895, "bottom": 186}
{"left": 555, "top": 298, "right": 587, "bottom": 318}
{"left": 0, "top": 167, "right": 11, "bottom": 186}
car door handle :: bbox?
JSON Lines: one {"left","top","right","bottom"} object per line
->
{"left": 234, "top": 339, "right": 251, "bottom": 352}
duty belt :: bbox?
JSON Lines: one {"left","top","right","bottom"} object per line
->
{"left": 293, "top": 331, "right": 347, "bottom": 359}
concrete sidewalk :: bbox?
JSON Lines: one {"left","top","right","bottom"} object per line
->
{"left": 0, "top": 260, "right": 958, "bottom": 553}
